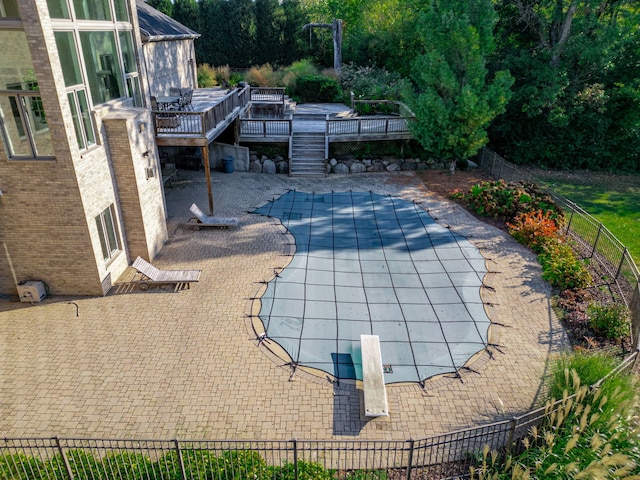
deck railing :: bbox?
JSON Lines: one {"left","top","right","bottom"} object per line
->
{"left": 250, "top": 87, "right": 286, "bottom": 104}
{"left": 326, "top": 116, "right": 413, "bottom": 137}
{"left": 1, "top": 351, "right": 636, "bottom": 480}
{"left": 238, "top": 117, "right": 292, "bottom": 137}
{"left": 153, "top": 86, "right": 250, "bottom": 136}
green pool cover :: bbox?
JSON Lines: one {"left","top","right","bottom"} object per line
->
{"left": 252, "top": 190, "right": 491, "bottom": 384}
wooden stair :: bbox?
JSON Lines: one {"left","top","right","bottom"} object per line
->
{"left": 289, "top": 132, "right": 326, "bottom": 177}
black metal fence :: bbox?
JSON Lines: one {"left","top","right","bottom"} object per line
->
{"left": 477, "top": 148, "right": 640, "bottom": 350}
{"left": 2, "top": 350, "right": 637, "bottom": 480}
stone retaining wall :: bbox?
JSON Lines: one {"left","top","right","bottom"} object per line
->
{"left": 248, "top": 154, "right": 448, "bottom": 174}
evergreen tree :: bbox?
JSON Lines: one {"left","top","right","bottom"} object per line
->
{"left": 146, "top": 0, "right": 172, "bottom": 17}
{"left": 406, "top": 0, "right": 514, "bottom": 170}
{"left": 173, "top": 0, "right": 200, "bottom": 33}
{"left": 281, "top": 0, "right": 310, "bottom": 65}
{"left": 254, "top": 0, "right": 282, "bottom": 65}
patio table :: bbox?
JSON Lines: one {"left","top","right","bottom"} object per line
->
{"left": 156, "top": 95, "right": 181, "bottom": 110}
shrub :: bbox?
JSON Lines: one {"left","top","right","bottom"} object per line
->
{"left": 340, "top": 63, "right": 408, "bottom": 102}
{"left": 197, "top": 63, "right": 217, "bottom": 88}
{"left": 290, "top": 75, "right": 340, "bottom": 102}
{"left": 102, "top": 452, "right": 153, "bottom": 480}
{"left": 464, "top": 180, "right": 563, "bottom": 222}
{"left": 0, "top": 453, "right": 45, "bottom": 479}
{"left": 507, "top": 210, "right": 561, "bottom": 253}
{"left": 538, "top": 241, "right": 592, "bottom": 290}
{"left": 281, "top": 59, "right": 318, "bottom": 91}
{"left": 587, "top": 302, "right": 631, "bottom": 340}
{"left": 271, "top": 460, "right": 334, "bottom": 480}
{"left": 472, "top": 354, "right": 640, "bottom": 479}
{"left": 244, "top": 63, "right": 280, "bottom": 87}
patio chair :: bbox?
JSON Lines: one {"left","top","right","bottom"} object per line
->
{"left": 179, "top": 88, "right": 193, "bottom": 110}
{"left": 130, "top": 256, "right": 201, "bottom": 291}
{"left": 151, "top": 96, "right": 181, "bottom": 128}
{"left": 185, "top": 203, "right": 238, "bottom": 229}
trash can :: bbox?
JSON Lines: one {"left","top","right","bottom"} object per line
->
{"left": 222, "top": 155, "right": 234, "bottom": 173}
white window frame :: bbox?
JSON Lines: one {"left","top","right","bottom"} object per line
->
{"left": 95, "top": 205, "right": 120, "bottom": 262}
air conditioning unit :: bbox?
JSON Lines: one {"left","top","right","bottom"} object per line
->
{"left": 17, "top": 280, "right": 47, "bottom": 303}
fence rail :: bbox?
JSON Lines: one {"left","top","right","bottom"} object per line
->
{"left": 477, "top": 148, "right": 639, "bottom": 303}
{"left": 2, "top": 350, "right": 637, "bottom": 480}
{"left": 477, "top": 147, "right": 640, "bottom": 349}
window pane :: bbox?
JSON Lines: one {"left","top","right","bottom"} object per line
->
{"left": 0, "top": 0, "right": 20, "bottom": 18}
{"left": 95, "top": 215, "right": 109, "bottom": 260}
{"left": 114, "top": 0, "right": 129, "bottom": 21}
{"left": 46, "top": 0, "right": 69, "bottom": 19}
{"left": 80, "top": 31, "right": 124, "bottom": 104}
{"left": 118, "top": 31, "right": 137, "bottom": 74}
{"left": 77, "top": 89, "right": 95, "bottom": 146}
{"left": 72, "top": 0, "right": 111, "bottom": 21}
{"left": 104, "top": 208, "right": 118, "bottom": 254}
{"left": 26, "top": 96, "right": 54, "bottom": 156}
{"left": 0, "top": 95, "right": 30, "bottom": 156}
{"left": 67, "top": 92, "right": 85, "bottom": 149}
{"left": 55, "top": 31, "right": 83, "bottom": 87}
{"left": 0, "top": 31, "right": 38, "bottom": 88}
{"left": 126, "top": 76, "right": 143, "bottom": 107}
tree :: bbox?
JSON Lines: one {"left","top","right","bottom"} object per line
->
{"left": 147, "top": 0, "right": 173, "bottom": 17}
{"left": 172, "top": 0, "right": 200, "bottom": 32}
{"left": 254, "top": 0, "right": 282, "bottom": 65}
{"left": 405, "top": 0, "right": 514, "bottom": 172}
{"left": 489, "top": 0, "right": 640, "bottom": 171}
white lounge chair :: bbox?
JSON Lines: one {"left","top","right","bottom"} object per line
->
{"left": 185, "top": 203, "right": 238, "bottom": 229}
{"left": 131, "top": 256, "right": 201, "bottom": 291}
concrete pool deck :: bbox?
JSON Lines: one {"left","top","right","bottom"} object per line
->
{"left": 0, "top": 171, "right": 568, "bottom": 440}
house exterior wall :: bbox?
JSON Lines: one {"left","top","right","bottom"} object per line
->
{"left": 143, "top": 39, "right": 197, "bottom": 96}
{"left": 103, "top": 109, "right": 168, "bottom": 261}
{"left": 0, "top": 0, "right": 169, "bottom": 297}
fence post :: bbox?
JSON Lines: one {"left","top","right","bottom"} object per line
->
{"left": 292, "top": 439, "right": 298, "bottom": 480}
{"left": 506, "top": 418, "right": 517, "bottom": 454}
{"left": 54, "top": 437, "right": 74, "bottom": 480}
{"left": 615, "top": 248, "right": 628, "bottom": 281}
{"left": 591, "top": 223, "right": 603, "bottom": 258}
{"left": 405, "top": 439, "right": 415, "bottom": 480}
{"left": 565, "top": 208, "right": 575, "bottom": 236}
{"left": 174, "top": 439, "right": 187, "bottom": 480}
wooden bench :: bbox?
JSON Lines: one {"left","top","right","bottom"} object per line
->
{"left": 361, "top": 334, "right": 389, "bottom": 417}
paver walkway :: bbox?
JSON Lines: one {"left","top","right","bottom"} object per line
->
{"left": 0, "top": 171, "right": 568, "bottom": 440}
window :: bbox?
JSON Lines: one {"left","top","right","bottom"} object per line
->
{"left": 113, "top": 0, "right": 129, "bottom": 21}
{"left": 73, "top": 0, "right": 111, "bottom": 21}
{"left": 54, "top": 31, "right": 96, "bottom": 150}
{"left": 67, "top": 89, "right": 95, "bottom": 149}
{"left": 0, "top": 0, "right": 19, "bottom": 18}
{"left": 96, "top": 205, "right": 119, "bottom": 261}
{"left": 119, "top": 31, "right": 142, "bottom": 106}
{"left": 0, "top": 31, "right": 54, "bottom": 159}
{"left": 80, "top": 31, "right": 124, "bottom": 104}
{"left": 46, "top": 0, "right": 69, "bottom": 19}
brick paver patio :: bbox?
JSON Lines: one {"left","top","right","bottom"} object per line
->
{"left": 0, "top": 171, "right": 568, "bottom": 440}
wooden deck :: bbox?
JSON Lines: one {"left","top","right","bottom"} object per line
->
{"left": 154, "top": 88, "right": 414, "bottom": 148}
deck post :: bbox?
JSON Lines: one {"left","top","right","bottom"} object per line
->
{"left": 201, "top": 144, "right": 214, "bottom": 215}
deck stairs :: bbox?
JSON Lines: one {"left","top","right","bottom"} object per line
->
{"left": 289, "top": 131, "right": 326, "bottom": 177}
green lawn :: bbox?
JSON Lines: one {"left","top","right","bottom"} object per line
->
{"left": 538, "top": 175, "right": 640, "bottom": 265}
